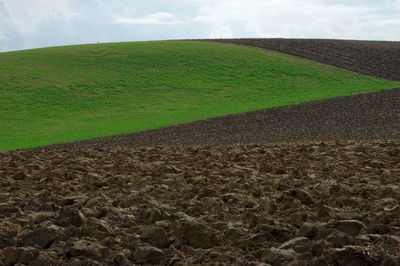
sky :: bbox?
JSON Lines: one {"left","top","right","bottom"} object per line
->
{"left": 0, "top": 0, "right": 400, "bottom": 52}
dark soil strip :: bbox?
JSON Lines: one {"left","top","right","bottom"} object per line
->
{"left": 208, "top": 38, "right": 400, "bottom": 81}
{"left": 50, "top": 88, "right": 400, "bottom": 149}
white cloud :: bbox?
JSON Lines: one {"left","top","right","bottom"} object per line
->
{"left": 115, "top": 12, "right": 185, "bottom": 25}
{"left": 191, "top": 0, "right": 394, "bottom": 39}
{"left": 0, "top": 1, "right": 18, "bottom": 51}
{"left": 208, "top": 25, "right": 233, "bottom": 38}
{"left": 392, "top": 0, "right": 400, "bottom": 9}
{"left": 3, "top": 0, "right": 79, "bottom": 35}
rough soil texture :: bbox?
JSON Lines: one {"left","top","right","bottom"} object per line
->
{"left": 209, "top": 38, "right": 400, "bottom": 81}
{"left": 52, "top": 88, "right": 400, "bottom": 149}
{"left": 1, "top": 140, "right": 400, "bottom": 265}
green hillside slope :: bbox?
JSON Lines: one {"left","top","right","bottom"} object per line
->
{"left": 0, "top": 41, "right": 398, "bottom": 151}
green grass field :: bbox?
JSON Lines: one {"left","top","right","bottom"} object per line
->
{"left": 0, "top": 41, "right": 398, "bottom": 151}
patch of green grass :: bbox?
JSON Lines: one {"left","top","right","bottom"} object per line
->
{"left": 0, "top": 41, "right": 398, "bottom": 151}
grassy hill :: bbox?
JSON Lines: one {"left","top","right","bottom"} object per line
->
{"left": 0, "top": 41, "right": 398, "bottom": 151}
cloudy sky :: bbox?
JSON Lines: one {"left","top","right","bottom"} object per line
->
{"left": 1, "top": 0, "right": 400, "bottom": 52}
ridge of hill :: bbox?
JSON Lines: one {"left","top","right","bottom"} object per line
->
{"left": 49, "top": 88, "right": 400, "bottom": 149}
{"left": 210, "top": 38, "right": 400, "bottom": 81}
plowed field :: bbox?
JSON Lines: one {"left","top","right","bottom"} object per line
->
{"left": 1, "top": 141, "right": 400, "bottom": 265}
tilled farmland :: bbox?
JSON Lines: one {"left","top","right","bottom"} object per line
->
{"left": 210, "top": 38, "right": 400, "bottom": 81}
{"left": 1, "top": 141, "right": 400, "bottom": 265}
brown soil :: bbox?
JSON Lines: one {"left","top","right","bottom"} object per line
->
{"left": 1, "top": 140, "right": 400, "bottom": 265}
{"left": 209, "top": 38, "right": 400, "bottom": 81}
{"left": 51, "top": 88, "right": 400, "bottom": 149}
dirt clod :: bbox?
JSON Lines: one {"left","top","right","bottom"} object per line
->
{"left": 17, "top": 228, "right": 58, "bottom": 249}
{"left": 70, "top": 239, "right": 108, "bottom": 260}
{"left": 133, "top": 245, "right": 166, "bottom": 264}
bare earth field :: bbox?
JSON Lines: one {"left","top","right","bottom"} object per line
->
{"left": 1, "top": 141, "right": 400, "bottom": 265}
{"left": 210, "top": 38, "right": 400, "bottom": 81}
{"left": 1, "top": 39, "right": 400, "bottom": 265}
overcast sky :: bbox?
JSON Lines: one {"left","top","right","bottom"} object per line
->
{"left": 1, "top": 0, "right": 400, "bottom": 52}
